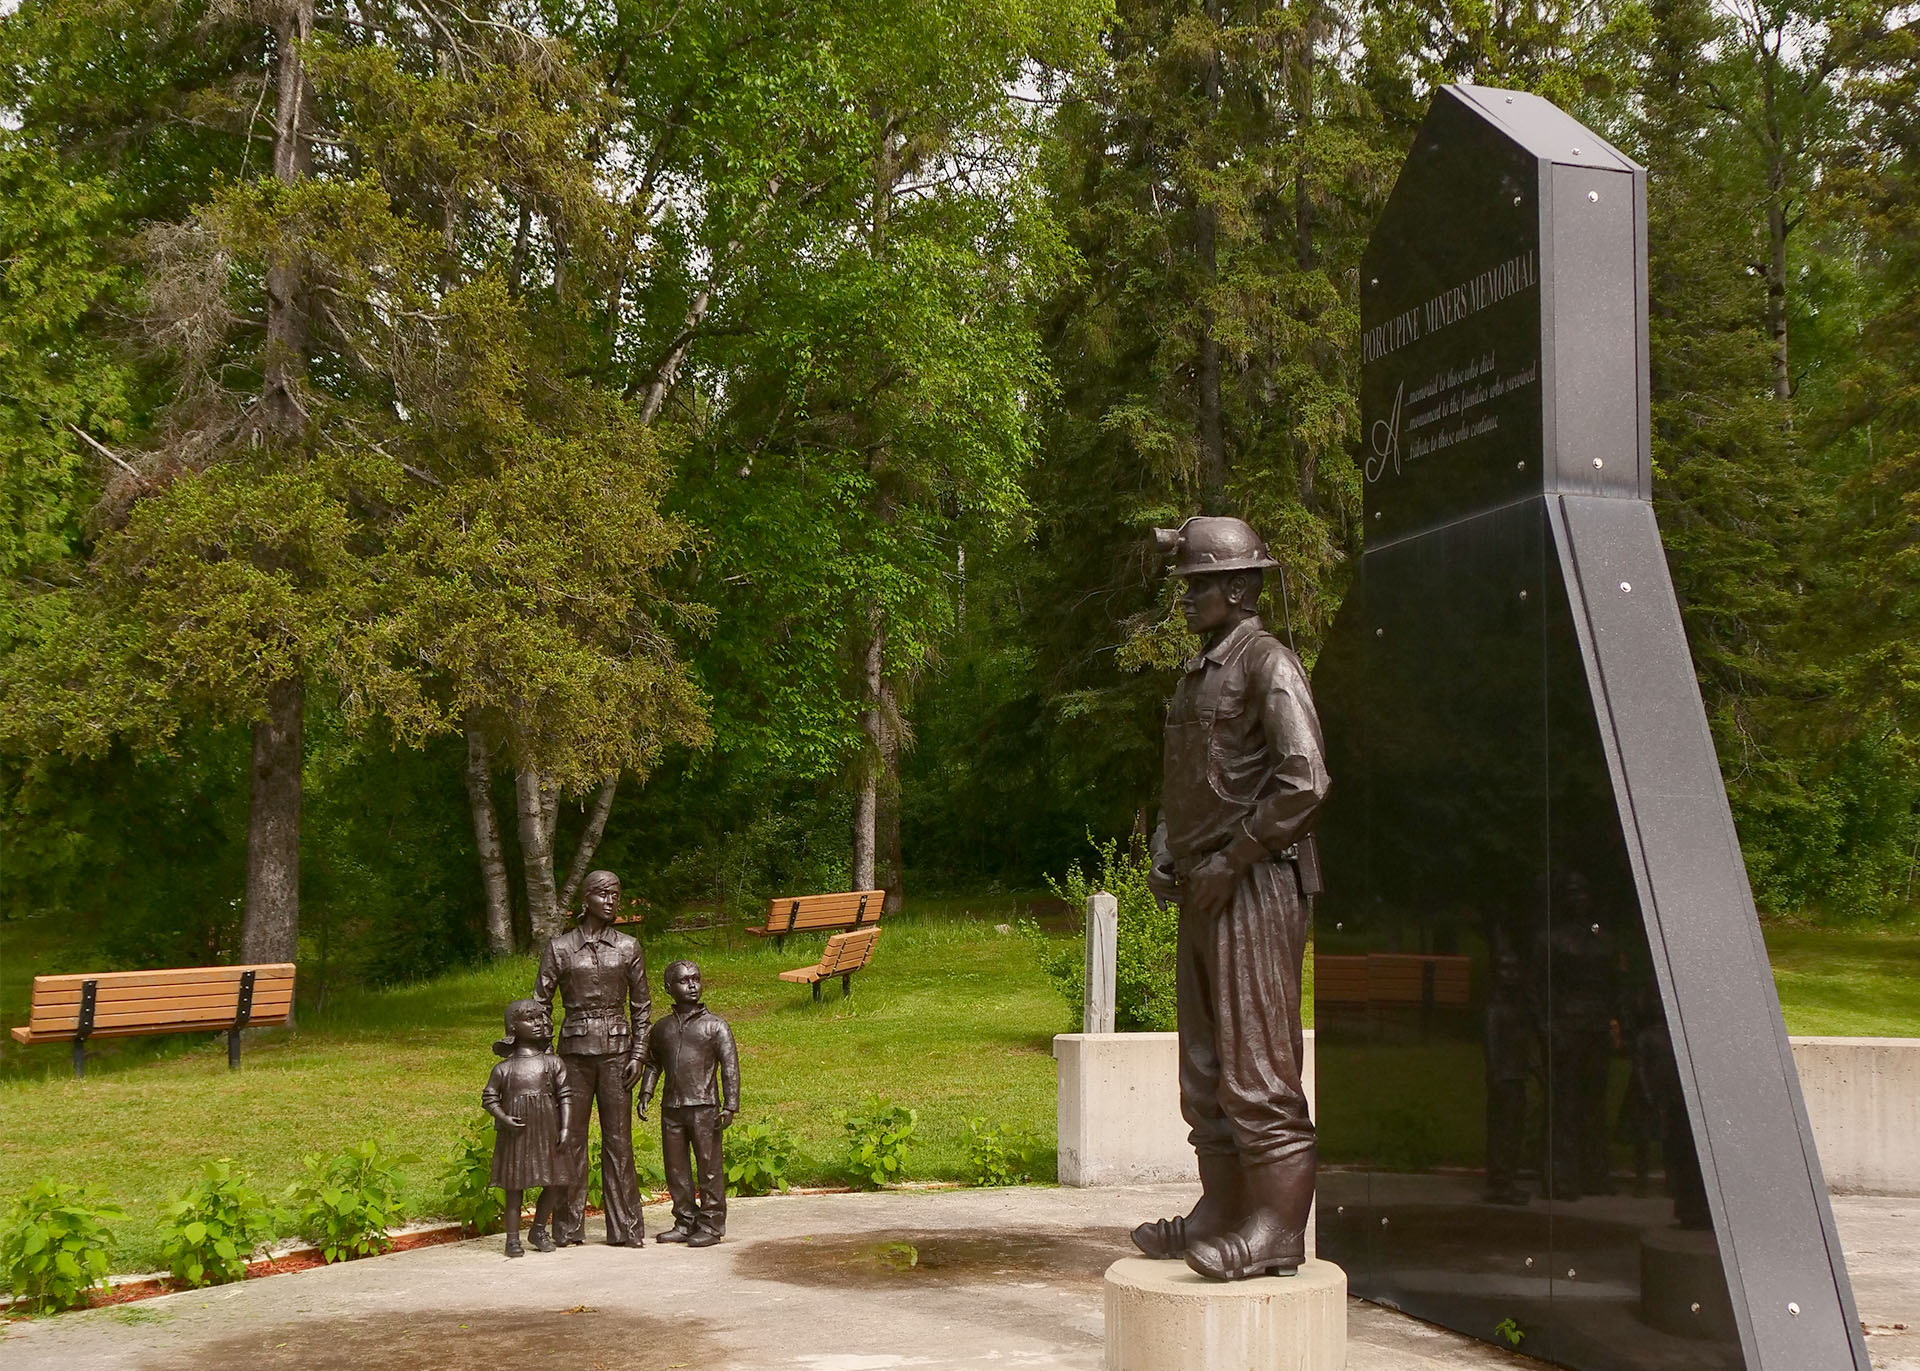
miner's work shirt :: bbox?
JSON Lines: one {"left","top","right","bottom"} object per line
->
{"left": 641, "top": 1003, "right": 741, "bottom": 1111}
{"left": 1158, "top": 615, "right": 1330, "bottom": 868}
{"left": 535, "top": 922, "right": 651, "bottom": 1059}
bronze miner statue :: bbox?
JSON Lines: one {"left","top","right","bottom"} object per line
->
{"left": 1133, "top": 516, "right": 1330, "bottom": 1281}
{"left": 483, "top": 998, "right": 576, "bottom": 1257}
{"left": 534, "top": 869, "right": 651, "bottom": 1247}
{"left": 639, "top": 959, "right": 739, "bottom": 1247}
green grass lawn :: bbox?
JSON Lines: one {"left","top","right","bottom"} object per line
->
{"left": 1, "top": 902, "right": 1916, "bottom": 1278}
{"left": 1761, "top": 923, "right": 1920, "bottom": 1036}
{"left": 0, "top": 902, "right": 1077, "bottom": 1275}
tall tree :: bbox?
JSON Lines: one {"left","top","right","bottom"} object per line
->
{"left": 986, "top": 0, "right": 1390, "bottom": 840}
{"left": 674, "top": 0, "right": 1105, "bottom": 909}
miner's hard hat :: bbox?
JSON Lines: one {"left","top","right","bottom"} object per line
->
{"left": 1152, "top": 517, "right": 1280, "bottom": 578}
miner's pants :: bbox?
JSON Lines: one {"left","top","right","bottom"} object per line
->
{"left": 1176, "top": 857, "right": 1316, "bottom": 1167}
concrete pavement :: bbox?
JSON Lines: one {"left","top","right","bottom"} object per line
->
{"left": 1, "top": 1185, "right": 1913, "bottom": 1370}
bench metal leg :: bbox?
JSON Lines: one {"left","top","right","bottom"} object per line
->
{"left": 229, "top": 969, "right": 256, "bottom": 1069}
{"left": 842, "top": 973, "right": 852, "bottom": 998}
{"left": 811, "top": 980, "right": 822, "bottom": 1003}
{"left": 72, "top": 978, "right": 97, "bottom": 1080}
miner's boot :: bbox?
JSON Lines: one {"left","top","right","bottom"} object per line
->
{"left": 1184, "top": 1153, "right": 1313, "bottom": 1281}
{"left": 1131, "top": 1153, "right": 1243, "bottom": 1259}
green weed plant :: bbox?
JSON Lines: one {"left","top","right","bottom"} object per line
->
{"left": 290, "top": 1140, "right": 412, "bottom": 1263}
{"left": 844, "top": 1098, "right": 917, "bottom": 1190}
{"left": 1036, "top": 836, "right": 1179, "bottom": 1031}
{"left": 0, "top": 1179, "right": 123, "bottom": 1312}
{"left": 963, "top": 1116, "right": 1034, "bottom": 1187}
{"left": 158, "top": 1160, "right": 278, "bottom": 1287}
{"left": 724, "top": 1118, "right": 798, "bottom": 1196}
{"left": 439, "top": 1115, "right": 505, "bottom": 1237}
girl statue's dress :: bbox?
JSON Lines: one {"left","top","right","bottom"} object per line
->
{"left": 483, "top": 1049, "right": 573, "bottom": 1191}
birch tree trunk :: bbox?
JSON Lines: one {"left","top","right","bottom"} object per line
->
{"left": 516, "top": 767, "right": 564, "bottom": 942}
{"left": 851, "top": 613, "right": 884, "bottom": 892}
{"left": 1766, "top": 177, "right": 1792, "bottom": 401}
{"left": 464, "top": 721, "right": 515, "bottom": 957}
{"left": 877, "top": 682, "right": 903, "bottom": 913}
{"left": 557, "top": 774, "right": 620, "bottom": 912}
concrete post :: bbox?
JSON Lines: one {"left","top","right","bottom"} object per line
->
{"left": 1084, "top": 890, "right": 1118, "bottom": 1034}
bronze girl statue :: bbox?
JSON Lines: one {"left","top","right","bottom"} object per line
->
{"left": 483, "top": 998, "right": 576, "bottom": 1257}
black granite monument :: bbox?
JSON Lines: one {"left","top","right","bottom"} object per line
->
{"left": 1312, "top": 85, "right": 1869, "bottom": 1371}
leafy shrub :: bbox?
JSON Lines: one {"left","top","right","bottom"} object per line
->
{"left": 963, "top": 1117, "right": 1034, "bottom": 1187}
{"left": 0, "top": 1180, "right": 124, "bottom": 1312}
{"left": 1034, "top": 835, "right": 1179, "bottom": 1031}
{"left": 843, "top": 1098, "right": 917, "bottom": 1190}
{"left": 725, "top": 1119, "right": 798, "bottom": 1196}
{"left": 587, "top": 1131, "right": 603, "bottom": 1209}
{"left": 159, "top": 1160, "right": 278, "bottom": 1287}
{"left": 439, "top": 1115, "right": 505, "bottom": 1237}
{"left": 290, "top": 1140, "right": 412, "bottom": 1263}
{"left": 634, "top": 1124, "right": 666, "bottom": 1189}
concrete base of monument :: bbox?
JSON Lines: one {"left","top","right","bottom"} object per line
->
{"left": 1104, "top": 1255, "right": 1347, "bottom": 1371}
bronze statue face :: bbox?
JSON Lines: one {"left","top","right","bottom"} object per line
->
{"left": 507, "top": 999, "right": 551, "bottom": 1043}
{"left": 1179, "top": 571, "right": 1258, "bottom": 637}
{"left": 581, "top": 875, "right": 621, "bottom": 925}
{"left": 665, "top": 961, "right": 702, "bottom": 1007}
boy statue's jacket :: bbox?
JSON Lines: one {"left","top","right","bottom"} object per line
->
{"left": 642, "top": 1003, "right": 740, "bottom": 1110}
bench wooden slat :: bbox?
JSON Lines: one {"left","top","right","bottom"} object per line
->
{"left": 820, "top": 929, "right": 882, "bottom": 974}
{"left": 12, "top": 964, "right": 297, "bottom": 1074}
{"left": 17, "top": 1005, "right": 294, "bottom": 1040}
{"left": 780, "top": 928, "right": 883, "bottom": 985}
{"left": 29, "top": 989, "right": 295, "bottom": 1033}
{"left": 749, "top": 891, "right": 884, "bottom": 936}
{"left": 13, "top": 1004, "right": 295, "bottom": 1045}
{"left": 28, "top": 964, "right": 295, "bottom": 995}
{"left": 1312, "top": 953, "right": 1470, "bottom": 1008}
{"left": 30, "top": 976, "right": 294, "bottom": 1008}
{"left": 30, "top": 975, "right": 295, "bottom": 1006}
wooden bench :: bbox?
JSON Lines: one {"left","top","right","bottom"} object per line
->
{"left": 9, "top": 963, "right": 295, "bottom": 1078}
{"left": 750, "top": 890, "right": 884, "bottom": 949}
{"left": 779, "top": 927, "right": 883, "bottom": 1002}
{"left": 1315, "top": 953, "right": 1471, "bottom": 1010}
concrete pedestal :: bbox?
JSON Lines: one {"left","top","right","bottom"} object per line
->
{"left": 1104, "top": 1256, "right": 1346, "bottom": 1371}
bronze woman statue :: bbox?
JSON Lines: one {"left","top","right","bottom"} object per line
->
{"left": 533, "top": 869, "right": 651, "bottom": 1247}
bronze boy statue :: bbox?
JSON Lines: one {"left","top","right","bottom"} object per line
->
{"left": 534, "top": 869, "right": 651, "bottom": 1247}
{"left": 483, "top": 998, "right": 576, "bottom": 1257}
{"left": 638, "top": 960, "right": 739, "bottom": 1247}
{"left": 1134, "top": 516, "right": 1330, "bottom": 1282}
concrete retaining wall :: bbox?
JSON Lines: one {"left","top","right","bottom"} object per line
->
{"left": 1055, "top": 1030, "right": 1920, "bottom": 1195}
{"left": 1053, "top": 1031, "right": 1315, "bottom": 1187}
{"left": 1789, "top": 1036, "right": 1920, "bottom": 1196}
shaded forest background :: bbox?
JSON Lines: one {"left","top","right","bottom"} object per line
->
{"left": 0, "top": 0, "right": 1914, "bottom": 989}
